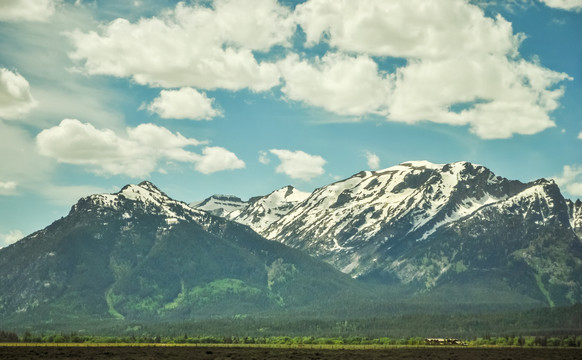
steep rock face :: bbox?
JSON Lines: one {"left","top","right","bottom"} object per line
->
{"left": 0, "top": 182, "right": 361, "bottom": 322}
{"left": 378, "top": 181, "right": 582, "bottom": 306}
{"left": 255, "top": 161, "right": 582, "bottom": 305}
{"left": 567, "top": 199, "right": 582, "bottom": 239}
{"left": 189, "top": 195, "right": 247, "bottom": 218}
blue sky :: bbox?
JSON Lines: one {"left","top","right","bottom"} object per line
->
{"left": 0, "top": 0, "right": 581, "bottom": 246}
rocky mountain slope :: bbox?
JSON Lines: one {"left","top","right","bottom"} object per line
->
{"left": 0, "top": 182, "right": 365, "bottom": 323}
{"left": 198, "top": 161, "right": 582, "bottom": 306}
{"left": 192, "top": 185, "right": 310, "bottom": 234}
{"left": 567, "top": 199, "right": 582, "bottom": 239}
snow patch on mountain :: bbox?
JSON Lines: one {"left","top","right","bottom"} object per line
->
{"left": 75, "top": 181, "right": 208, "bottom": 228}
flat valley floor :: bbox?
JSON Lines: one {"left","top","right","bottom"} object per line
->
{"left": 0, "top": 346, "right": 581, "bottom": 360}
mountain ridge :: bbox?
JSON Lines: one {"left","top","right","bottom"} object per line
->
{"left": 193, "top": 160, "right": 582, "bottom": 306}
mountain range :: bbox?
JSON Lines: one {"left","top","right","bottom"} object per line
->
{"left": 1, "top": 160, "right": 581, "bottom": 333}
{"left": 193, "top": 161, "right": 582, "bottom": 306}
{"left": 0, "top": 182, "right": 365, "bottom": 326}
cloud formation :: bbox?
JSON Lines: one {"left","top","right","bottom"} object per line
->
{"left": 287, "top": 0, "right": 571, "bottom": 139}
{"left": 0, "top": 68, "right": 38, "bottom": 120}
{"left": 0, "top": 229, "right": 23, "bottom": 248}
{"left": 269, "top": 149, "right": 326, "bottom": 181}
{"left": 194, "top": 147, "right": 245, "bottom": 174}
{"left": 553, "top": 165, "right": 582, "bottom": 196}
{"left": 295, "top": 0, "right": 518, "bottom": 59}
{"left": 540, "top": 0, "right": 582, "bottom": 11}
{"left": 65, "top": 0, "right": 574, "bottom": 139}
{"left": 69, "top": 0, "right": 294, "bottom": 91}
{"left": 147, "top": 88, "right": 222, "bottom": 120}
{"left": 0, "top": 0, "right": 56, "bottom": 22}
{"left": 36, "top": 119, "right": 244, "bottom": 177}
{"left": 279, "top": 53, "right": 391, "bottom": 116}
{"left": 388, "top": 56, "right": 569, "bottom": 139}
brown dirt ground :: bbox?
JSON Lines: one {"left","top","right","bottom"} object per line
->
{"left": 0, "top": 346, "right": 581, "bottom": 360}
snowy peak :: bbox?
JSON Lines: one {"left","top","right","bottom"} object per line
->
{"left": 190, "top": 194, "right": 247, "bottom": 217}
{"left": 231, "top": 186, "right": 310, "bottom": 233}
{"left": 265, "top": 160, "right": 507, "bottom": 247}
{"left": 71, "top": 181, "right": 207, "bottom": 227}
{"left": 118, "top": 181, "right": 170, "bottom": 204}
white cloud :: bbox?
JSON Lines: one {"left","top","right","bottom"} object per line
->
{"left": 289, "top": 0, "right": 571, "bottom": 139}
{"left": 69, "top": 0, "right": 294, "bottom": 91}
{"left": 0, "top": 0, "right": 56, "bottom": 22}
{"left": 0, "top": 4, "right": 125, "bottom": 130}
{"left": 553, "top": 165, "right": 582, "bottom": 197}
{"left": 0, "top": 229, "right": 23, "bottom": 248}
{"left": 389, "top": 56, "right": 570, "bottom": 139}
{"left": 295, "top": 0, "right": 519, "bottom": 59}
{"left": 269, "top": 149, "right": 326, "bottom": 181}
{"left": 36, "top": 119, "right": 244, "bottom": 177}
{"left": 0, "top": 181, "right": 17, "bottom": 195}
{"left": 366, "top": 152, "right": 380, "bottom": 170}
{"left": 258, "top": 150, "right": 270, "bottom": 165}
{"left": 194, "top": 147, "right": 246, "bottom": 174}
{"left": 540, "top": 0, "right": 582, "bottom": 11}
{"left": 0, "top": 68, "right": 38, "bottom": 120}
{"left": 147, "top": 87, "right": 221, "bottom": 120}
{"left": 279, "top": 53, "right": 392, "bottom": 116}
{"left": 578, "top": 132, "right": 582, "bottom": 139}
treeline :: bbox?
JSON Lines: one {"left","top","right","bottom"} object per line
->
{"left": 0, "top": 330, "right": 19, "bottom": 342}
{"left": 2, "top": 332, "right": 582, "bottom": 347}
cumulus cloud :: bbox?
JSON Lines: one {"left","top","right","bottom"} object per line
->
{"left": 287, "top": 0, "right": 571, "bottom": 139}
{"left": 0, "top": 229, "right": 23, "bottom": 248}
{"left": 279, "top": 53, "right": 392, "bottom": 116}
{"left": 295, "top": 0, "right": 519, "bottom": 59}
{"left": 269, "top": 149, "right": 326, "bottom": 181}
{"left": 69, "top": 0, "right": 294, "bottom": 91}
{"left": 0, "top": 0, "right": 56, "bottom": 22}
{"left": 553, "top": 165, "right": 582, "bottom": 196}
{"left": 194, "top": 147, "right": 245, "bottom": 174}
{"left": 366, "top": 152, "right": 380, "bottom": 170}
{"left": 147, "top": 88, "right": 222, "bottom": 120}
{"left": 36, "top": 119, "right": 244, "bottom": 177}
{"left": 0, "top": 68, "right": 38, "bottom": 120}
{"left": 578, "top": 132, "right": 582, "bottom": 139}
{"left": 540, "top": 0, "right": 582, "bottom": 11}
{"left": 388, "top": 56, "right": 570, "bottom": 139}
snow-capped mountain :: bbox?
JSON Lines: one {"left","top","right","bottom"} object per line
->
{"left": 0, "top": 181, "right": 360, "bottom": 321}
{"left": 197, "top": 161, "right": 582, "bottom": 305}
{"left": 192, "top": 185, "right": 310, "bottom": 234}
